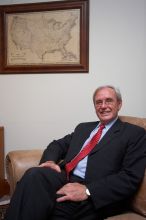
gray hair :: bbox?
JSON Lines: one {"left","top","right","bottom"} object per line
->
{"left": 93, "top": 85, "right": 122, "bottom": 104}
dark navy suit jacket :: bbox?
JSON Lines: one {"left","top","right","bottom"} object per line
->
{"left": 40, "top": 118, "right": 146, "bottom": 212}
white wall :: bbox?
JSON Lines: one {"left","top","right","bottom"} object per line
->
{"left": 0, "top": 0, "right": 146, "bottom": 155}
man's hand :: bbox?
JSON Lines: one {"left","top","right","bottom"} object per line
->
{"left": 39, "top": 161, "right": 61, "bottom": 173}
{"left": 56, "top": 182, "right": 89, "bottom": 202}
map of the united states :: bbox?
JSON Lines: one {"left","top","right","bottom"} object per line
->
{"left": 8, "top": 10, "right": 80, "bottom": 65}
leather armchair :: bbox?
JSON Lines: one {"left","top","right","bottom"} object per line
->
{"left": 5, "top": 116, "right": 146, "bottom": 219}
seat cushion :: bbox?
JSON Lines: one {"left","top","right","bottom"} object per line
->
{"left": 106, "top": 212, "right": 146, "bottom": 220}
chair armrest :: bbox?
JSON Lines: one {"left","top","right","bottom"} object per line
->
{"left": 6, "top": 149, "right": 43, "bottom": 196}
{"left": 132, "top": 169, "right": 146, "bottom": 216}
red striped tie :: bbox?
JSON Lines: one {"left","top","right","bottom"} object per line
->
{"left": 65, "top": 124, "right": 105, "bottom": 179}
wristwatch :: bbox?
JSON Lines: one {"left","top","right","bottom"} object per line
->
{"left": 85, "top": 188, "right": 91, "bottom": 196}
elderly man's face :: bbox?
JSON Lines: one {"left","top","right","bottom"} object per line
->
{"left": 94, "top": 87, "right": 122, "bottom": 124}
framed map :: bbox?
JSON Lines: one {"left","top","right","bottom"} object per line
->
{"left": 0, "top": 0, "right": 89, "bottom": 74}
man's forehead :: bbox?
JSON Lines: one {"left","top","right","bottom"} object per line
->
{"left": 95, "top": 88, "right": 116, "bottom": 98}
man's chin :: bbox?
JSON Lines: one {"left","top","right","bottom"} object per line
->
{"left": 99, "top": 115, "right": 112, "bottom": 123}
{"left": 100, "top": 114, "right": 111, "bottom": 119}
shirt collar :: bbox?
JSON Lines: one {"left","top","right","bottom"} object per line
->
{"left": 99, "top": 116, "right": 118, "bottom": 129}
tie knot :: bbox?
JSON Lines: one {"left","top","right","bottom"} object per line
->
{"left": 99, "top": 124, "right": 105, "bottom": 130}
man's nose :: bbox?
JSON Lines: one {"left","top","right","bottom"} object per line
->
{"left": 100, "top": 101, "right": 107, "bottom": 107}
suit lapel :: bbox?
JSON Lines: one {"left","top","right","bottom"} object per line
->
{"left": 65, "top": 119, "right": 124, "bottom": 163}
{"left": 90, "top": 119, "right": 123, "bottom": 155}
{"left": 65, "top": 122, "right": 99, "bottom": 162}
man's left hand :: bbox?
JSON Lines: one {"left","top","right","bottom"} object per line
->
{"left": 56, "top": 182, "right": 89, "bottom": 202}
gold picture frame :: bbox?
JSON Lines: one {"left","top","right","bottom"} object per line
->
{"left": 0, "top": 0, "right": 89, "bottom": 74}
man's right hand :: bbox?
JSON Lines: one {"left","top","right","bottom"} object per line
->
{"left": 39, "top": 161, "right": 61, "bottom": 173}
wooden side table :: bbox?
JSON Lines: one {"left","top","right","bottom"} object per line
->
{"left": 0, "top": 127, "right": 4, "bottom": 180}
{"left": 0, "top": 127, "right": 10, "bottom": 220}
{"left": 0, "top": 127, "right": 9, "bottom": 197}
{"left": 0, "top": 179, "right": 10, "bottom": 198}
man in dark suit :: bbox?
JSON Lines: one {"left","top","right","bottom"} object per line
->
{"left": 5, "top": 85, "right": 146, "bottom": 220}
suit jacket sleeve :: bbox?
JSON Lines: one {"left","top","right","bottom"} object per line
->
{"left": 39, "top": 132, "right": 73, "bottom": 164}
{"left": 39, "top": 122, "right": 94, "bottom": 164}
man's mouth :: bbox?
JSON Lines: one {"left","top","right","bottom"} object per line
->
{"left": 100, "top": 111, "right": 111, "bottom": 116}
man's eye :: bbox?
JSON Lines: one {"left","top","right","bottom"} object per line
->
{"left": 96, "top": 101, "right": 102, "bottom": 106}
{"left": 95, "top": 99, "right": 114, "bottom": 106}
{"left": 106, "top": 99, "right": 113, "bottom": 104}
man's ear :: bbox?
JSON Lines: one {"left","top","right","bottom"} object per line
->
{"left": 118, "top": 101, "right": 122, "bottom": 111}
